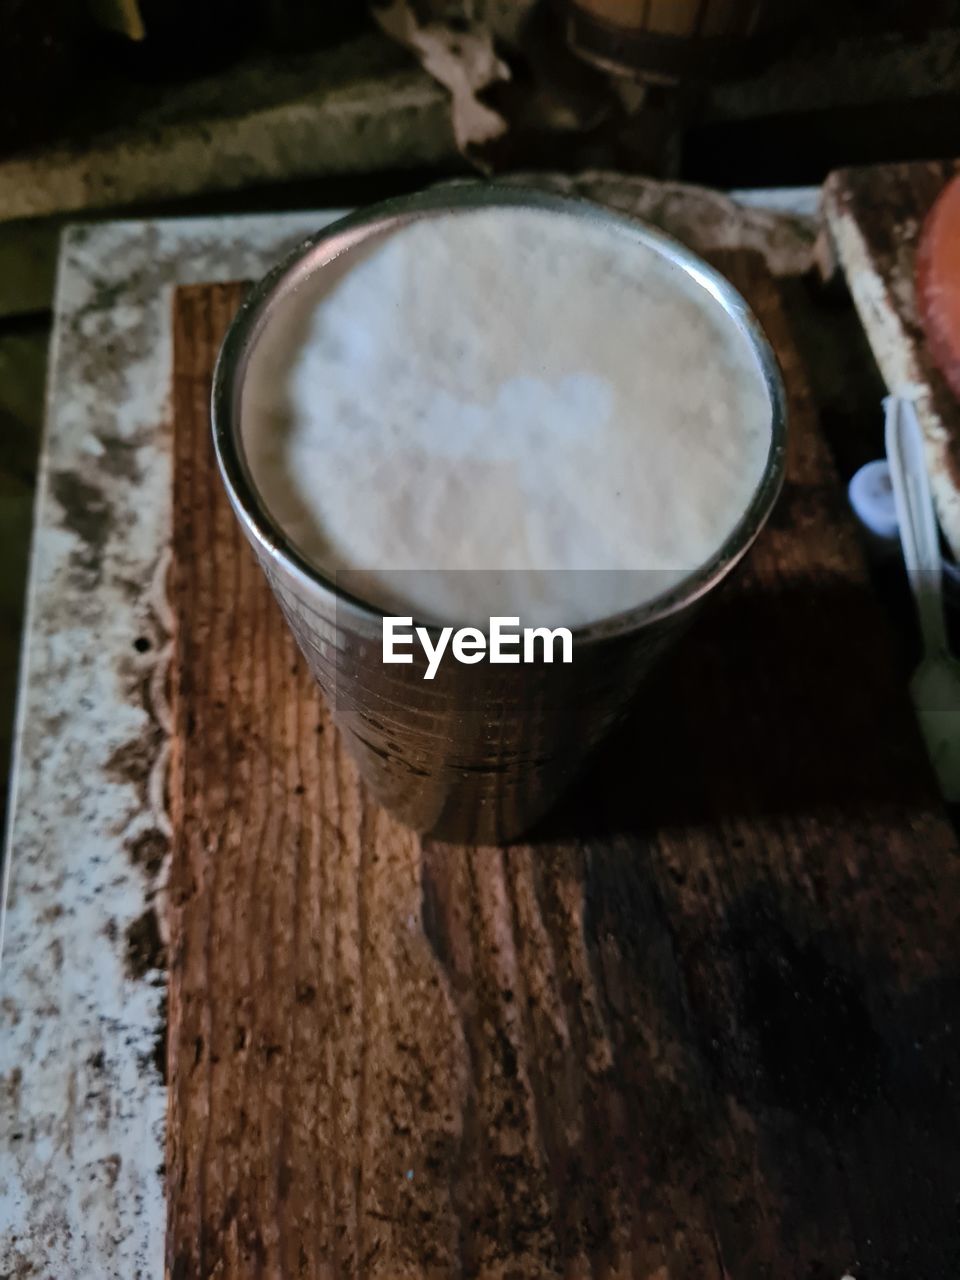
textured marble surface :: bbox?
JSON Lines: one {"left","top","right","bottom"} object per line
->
{"left": 0, "top": 210, "right": 343, "bottom": 1280}
{"left": 0, "top": 183, "right": 814, "bottom": 1277}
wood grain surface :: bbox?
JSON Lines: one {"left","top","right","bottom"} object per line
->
{"left": 823, "top": 159, "right": 960, "bottom": 558}
{"left": 168, "top": 271, "right": 960, "bottom": 1280}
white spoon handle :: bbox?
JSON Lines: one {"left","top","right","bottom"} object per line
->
{"left": 884, "top": 394, "right": 949, "bottom": 659}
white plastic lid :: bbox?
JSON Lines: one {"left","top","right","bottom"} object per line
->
{"left": 848, "top": 459, "right": 899, "bottom": 541}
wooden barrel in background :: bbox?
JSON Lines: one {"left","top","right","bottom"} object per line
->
{"left": 566, "top": 0, "right": 781, "bottom": 81}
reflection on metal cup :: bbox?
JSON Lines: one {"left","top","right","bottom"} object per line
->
{"left": 212, "top": 185, "right": 786, "bottom": 843}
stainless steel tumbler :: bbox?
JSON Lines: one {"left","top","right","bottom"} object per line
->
{"left": 211, "top": 184, "right": 787, "bottom": 843}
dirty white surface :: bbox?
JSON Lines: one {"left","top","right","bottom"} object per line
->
{"left": 0, "top": 183, "right": 813, "bottom": 1277}
{"left": 0, "top": 210, "right": 342, "bottom": 1280}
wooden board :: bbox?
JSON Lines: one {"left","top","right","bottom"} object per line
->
{"left": 168, "top": 273, "right": 960, "bottom": 1279}
{"left": 823, "top": 159, "right": 960, "bottom": 557}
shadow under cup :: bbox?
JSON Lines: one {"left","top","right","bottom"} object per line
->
{"left": 211, "top": 186, "right": 787, "bottom": 844}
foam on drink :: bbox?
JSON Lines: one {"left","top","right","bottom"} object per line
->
{"left": 240, "top": 204, "right": 772, "bottom": 627}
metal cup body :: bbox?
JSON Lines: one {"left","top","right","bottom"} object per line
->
{"left": 212, "top": 184, "right": 787, "bottom": 843}
{"left": 248, "top": 554, "right": 698, "bottom": 841}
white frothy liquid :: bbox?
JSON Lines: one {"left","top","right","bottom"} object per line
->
{"left": 241, "top": 205, "right": 772, "bottom": 628}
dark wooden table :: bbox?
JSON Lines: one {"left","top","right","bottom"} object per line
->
{"left": 167, "top": 259, "right": 960, "bottom": 1278}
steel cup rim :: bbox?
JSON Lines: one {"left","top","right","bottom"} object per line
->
{"left": 211, "top": 182, "right": 787, "bottom": 644}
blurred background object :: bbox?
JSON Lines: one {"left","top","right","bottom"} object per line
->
{"left": 917, "top": 173, "right": 960, "bottom": 403}
{"left": 0, "top": 0, "right": 86, "bottom": 156}
{"left": 565, "top": 0, "right": 780, "bottom": 81}
{"left": 87, "top": 0, "right": 146, "bottom": 42}
{"left": 0, "top": 0, "right": 956, "bottom": 200}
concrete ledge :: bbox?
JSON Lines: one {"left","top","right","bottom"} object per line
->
{"left": 0, "top": 35, "right": 454, "bottom": 225}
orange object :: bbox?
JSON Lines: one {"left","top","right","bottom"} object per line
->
{"left": 917, "top": 173, "right": 960, "bottom": 403}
